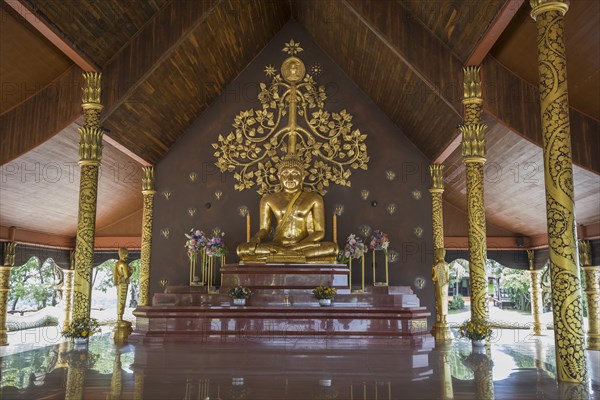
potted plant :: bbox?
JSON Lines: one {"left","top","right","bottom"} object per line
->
{"left": 62, "top": 317, "right": 101, "bottom": 344}
{"left": 313, "top": 286, "right": 337, "bottom": 306}
{"left": 458, "top": 318, "right": 492, "bottom": 347}
{"left": 229, "top": 285, "right": 252, "bottom": 305}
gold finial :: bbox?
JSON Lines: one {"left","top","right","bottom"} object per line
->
{"left": 530, "top": 1, "right": 569, "bottom": 20}
{"left": 142, "top": 167, "right": 155, "bottom": 194}
{"left": 578, "top": 240, "right": 591, "bottom": 267}
{"left": 82, "top": 72, "right": 102, "bottom": 105}
{"left": 78, "top": 127, "right": 104, "bottom": 165}
{"left": 282, "top": 39, "right": 303, "bottom": 56}
{"left": 463, "top": 66, "right": 482, "bottom": 102}
{"left": 429, "top": 164, "right": 445, "bottom": 191}
{"left": 460, "top": 123, "right": 487, "bottom": 159}
{"left": 3, "top": 242, "right": 16, "bottom": 266}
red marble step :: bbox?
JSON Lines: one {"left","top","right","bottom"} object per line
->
{"left": 131, "top": 305, "right": 431, "bottom": 343}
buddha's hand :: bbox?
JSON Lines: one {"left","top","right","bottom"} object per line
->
{"left": 289, "top": 242, "right": 320, "bottom": 251}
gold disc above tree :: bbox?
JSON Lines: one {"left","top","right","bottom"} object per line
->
{"left": 213, "top": 40, "right": 369, "bottom": 195}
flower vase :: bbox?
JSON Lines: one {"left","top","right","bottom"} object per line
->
{"left": 472, "top": 339, "right": 485, "bottom": 347}
{"left": 233, "top": 298, "right": 246, "bottom": 306}
{"left": 319, "top": 299, "right": 332, "bottom": 307}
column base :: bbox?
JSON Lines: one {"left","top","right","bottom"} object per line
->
{"left": 112, "top": 321, "right": 133, "bottom": 343}
{"left": 587, "top": 333, "right": 600, "bottom": 351}
{"left": 432, "top": 322, "right": 453, "bottom": 341}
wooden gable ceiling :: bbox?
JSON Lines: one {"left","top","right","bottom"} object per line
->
{"left": 0, "top": 2, "right": 72, "bottom": 112}
{"left": 0, "top": 0, "right": 598, "bottom": 244}
{"left": 23, "top": 0, "right": 170, "bottom": 68}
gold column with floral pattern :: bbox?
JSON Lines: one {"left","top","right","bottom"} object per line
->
{"left": 109, "top": 349, "right": 123, "bottom": 399}
{"left": 460, "top": 66, "right": 489, "bottom": 324}
{"left": 65, "top": 360, "right": 86, "bottom": 400}
{"left": 0, "top": 242, "right": 16, "bottom": 345}
{"left": 430, "top": 164, "right": 452, "bottom": 341}
{"left": 527, "top": 250, "right": 545, "bottom": 336}
{"left": 139, "top": 166, "right": 155, "bottom": 306}
{"left": 530, "top": 0, "right": 587, "bottom": 383}
{"left": 579, "top": 241, "right": 599, "bottom": 350}
{"left": 73, "top": 73, "right": 104, "bottom": 321}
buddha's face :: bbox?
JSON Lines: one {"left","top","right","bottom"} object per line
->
{"left": 279, "top": 166, "right": 303, "bottom": 192}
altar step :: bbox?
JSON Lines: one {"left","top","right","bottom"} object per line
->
{"left": 131, "top": 304, "right": 431, "bottom": 343}
{"left": 152, "top": 286, "right": 421, "bottom": 308}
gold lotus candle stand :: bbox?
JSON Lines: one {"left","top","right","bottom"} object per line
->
{"left": 349, "top": 255, "right": 366, "bottom": 293}
{"left": 372, "top": 250, "right": 389, "bottom": 286}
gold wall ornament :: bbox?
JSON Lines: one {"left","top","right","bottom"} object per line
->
{"left": 160, "top": 279, "right": 169, "bottom": 292}
{"left": 212, "top": 227, "right": 222, "bottom": 237}
{"left": 531, "top": 0, "right": 587, "bottom": 382}
{"left": 386, "top": 203, "right": 396, "bottom": 215}
{"left": 414, "top": 226, "right": 423, "bottom": 238}
{"left": 385, "top": 170, "right": 396, "bottom": 181}
{"left": 461, "top": 66, "right": 489, "bottom": 327}
{"left": 527, "top": 250, "right": 545, "bottom": 336}
{"left": 360, "top": 189, "right": 370, "bottom": 200}
{"left": 162, "top": 191, "right": 171, "bottom": 200}
{"left": 579, "top": 240, "right": 600, "bottom": 350}
{"left": 359, "top": 224, "right": 372, "bottom": 238}
{"left": 0, "top": 242, "right": 16, "bottom": 345}
{"left": 188, "top": 208, "right": 196, "bottom": 217}
{"left": 161, "top": 228, "right": 170, "bottom": 239}
{"left": 188, "top": 172, "right": 198, "bottom": 183}
{"left": 214, "top": 190, "right": 223, "bottom": 200}
{"left": 140, "top": 166, "right": 156, "bottom": 307}
{"left": 388, "top": 250, "right": 399, "bottom": 263}
{"left": 282, "top": 39, "right": 303, "bottom": 55}
{"left": 212, "top": 40, "right": 369, "bottom": 195}
{"left": 411, "top": 190, "right": 422, "bottom": 200}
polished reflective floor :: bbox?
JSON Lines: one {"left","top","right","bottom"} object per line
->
{"left": 1, "top": 330, "right": 598, "bottom": 399}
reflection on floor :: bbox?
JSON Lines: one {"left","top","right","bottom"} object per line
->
{"left": 0, "top": 330, "right": 598, "bottom": 400}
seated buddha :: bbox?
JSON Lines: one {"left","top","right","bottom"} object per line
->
{"left": 237, "top": 155, "right": 338, "bottom": 263}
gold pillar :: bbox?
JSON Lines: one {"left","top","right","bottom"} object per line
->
{"left": 73, "top": 73, "right": 104, "bottom": 321}
{"left": 108, "top": 350, "right": 123, "bottom": 400}
{"left": 579, "top": 241, "right": 599, "bottom": 350}
{"left": 438, "top": 344, "right": 454, "bottom": 400}
{"left": 62, "top": 252, "right": 75, "bottom": 330}
{"left": 460, "top": 67, "right": 489, "bottom": 323}
{"left": 527, "top": 250, "right": 545, "bottom": 336}
{"left": 134, "top": 372, "right": 145, "bottom": 400}
{"left": 530, "top": 0, "right": 587, "bottom": 383}
{"left": 0, "top": 242, "right": 16, "bottom": 346}
{"left": 430, "top": 164, "right": 452, "bottom": 341}
{"left": 65, "top": 350, "right": 86, "bottom": 400}
{"left": 472, "top": 350, "right": 494, "bottom": 400}
{"left": 139, "top": 166, "right": 155, "bottom": 306}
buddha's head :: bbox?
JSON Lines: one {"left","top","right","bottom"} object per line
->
{"left": 118, "top": 247, "right": 128, "bottom": 261}
{"left": 277, "top": 155, "right": 305, "bottom": 193}
{"left": 434, "top": 248, "right": 446, "bottom": 263}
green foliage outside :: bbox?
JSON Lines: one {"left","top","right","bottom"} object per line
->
{"left": 8, "top": 257, "right": 56, "bottom": 311}
{"left": 449, "top": 293, "right": 465, "bottom": 310}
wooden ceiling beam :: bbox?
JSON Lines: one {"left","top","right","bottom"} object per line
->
{"left": 465, "top": 0, "right": 525, "bottom": 66}
{"left": 4, "top": 0, "right": 98, "bottom": 72}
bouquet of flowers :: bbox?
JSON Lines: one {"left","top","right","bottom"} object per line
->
{"left": 369, "top": 230, "right": 390, "bottom": 251}
{"left": 185, "top": 229, "right": 207, "bottom": 254}
{"left": 339, "top": 234, "right": 367, "bottom": 262}
{"left": 458, "top": 319, "right": 492, "bottom": 341}
{"left": 229, "top": 285, "right": 252, "bottom": 299}
{"left": 204, "top": 232, "right": 228, "bottom": 257}
{"left": 62, "top": 317, "right": 101, "bottom": 339}
{"left": 312, "top": 285, "right": 337, "bottom": 300}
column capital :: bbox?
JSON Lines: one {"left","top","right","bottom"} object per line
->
{"left": 2, "top": 242, "right": 16, "bottom": 267}
{"left": 530, "top": 1, "right": 569, "bottom": 20}
{"left": 462, "top": 66, "right": 482, "bottom": 104}
{"left": 460, "top": 124, "right": 487, "bottom": 160}
{"left": 142, "top": 166, "right": 156, "bottom": 194}
{"left": 429, "top": 164, "right": 445, "bottom": 191}
{"left": 81, "top": 72, "right": 102, "bottom": 107}
{"left": 78, "top": 127, "right": 104, "bottom": 165}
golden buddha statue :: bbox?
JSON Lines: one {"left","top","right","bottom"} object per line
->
{"left": 237, "top": 155, "right": 338, "bottom": 263}
{"left": 113, "top": 247, "right": 133, "bottom": 341}
{"left": 432, "top": 248, "right": 449, "bottom": 324}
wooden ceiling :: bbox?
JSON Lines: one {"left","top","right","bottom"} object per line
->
{"left": 0, "top": 2, "right": 72, "bottom": 112}
{"left": 0, "top": 0, "right": 598, "bottom": 245}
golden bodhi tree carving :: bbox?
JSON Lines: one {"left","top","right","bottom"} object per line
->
{"left": 213, "top": 40, "right": 369, "bottom": 195}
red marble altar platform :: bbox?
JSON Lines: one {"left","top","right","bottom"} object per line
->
{"left": 131, "top": 263, "right": 431, "bottom": 343}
